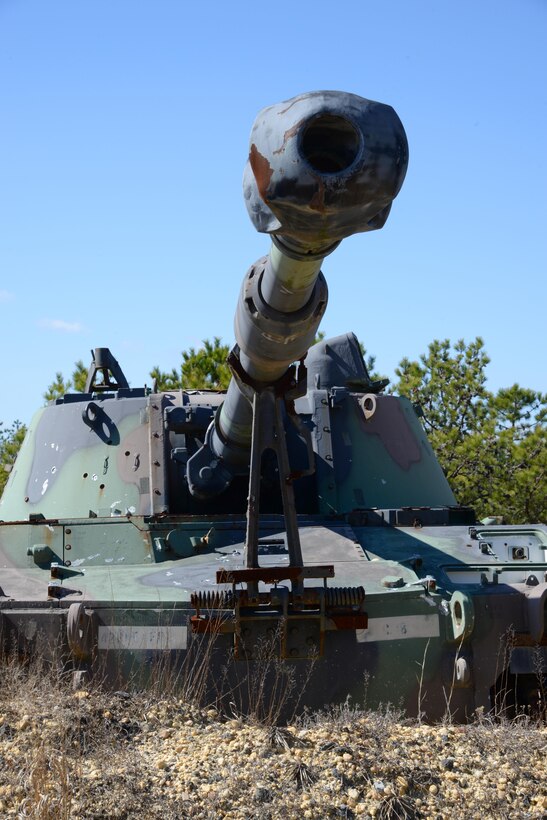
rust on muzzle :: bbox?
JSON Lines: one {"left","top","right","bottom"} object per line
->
{"left": 243, "top": 90, "right": 409, "bottom": 251}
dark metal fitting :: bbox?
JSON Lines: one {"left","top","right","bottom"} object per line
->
{"left": 185, "top": 417, "right": 240, "bottom": 500}
{"left": 82, "top": 401, "right": 100, "bottom": 428}
{"left": 271, "top": 234, "right": 340, "bottom": 262}
{"left": 85, "top": 348, "right": 129, "bottom": 393}
{"left": 227, "top": 346, "right": 308, "bottom": 401}
{"left": 234, "top": 261, "right": 328, "bottom": 378}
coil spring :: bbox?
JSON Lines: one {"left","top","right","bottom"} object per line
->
{"left": 325, "top": 586, "right": 365, "bottom": 608}
{"left": 191, "top": 591, "right": 235, "bottom": 610}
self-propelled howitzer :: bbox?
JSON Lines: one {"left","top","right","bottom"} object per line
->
{"left": 1, "top": 91, "right": 546, "bottom": 720}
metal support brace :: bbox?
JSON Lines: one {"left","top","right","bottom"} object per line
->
{"left": 189, "top": 350, "right": 368, "bottom": 656}
{"left": 85, "top": 348, "right": 129, "bottom": 393}
{"left": 245, "top": 387, "right": 303, "bottom": 590}
{"left": 222, "top": 348, "right": 316, "bottom": 592}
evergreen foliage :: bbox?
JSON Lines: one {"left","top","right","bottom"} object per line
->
{"left": 43, "top": 360, "right": 88, "bottom": 401}
{"left": 0, "top": 421, "right": 26, "bottom": 495}
{"left": 151, "top": 337, "right": 231, "bottom": 392}
{"left": 394, "top": 338, "right": 546, "bottom": 523}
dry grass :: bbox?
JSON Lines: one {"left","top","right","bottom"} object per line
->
{"left": 0, "top": 657, "right": 173, "bottom": 818}
{"left": 0, "top": 653, "right": 546, "bottom": 819}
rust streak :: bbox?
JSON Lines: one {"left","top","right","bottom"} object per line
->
{"left": 329, "top": 614, "right": 369, "bottom": 630}
{"left": 272, "top": 118, "right": 306, "bottom": 155}
{"left": 249, "top": 144, "right": 273, "bottom": 203}
{"left": 309, "top": 177, "right": 326, "bottom": 212}
{"left": 277, "top": 99, "right": 302, "bottom": 116}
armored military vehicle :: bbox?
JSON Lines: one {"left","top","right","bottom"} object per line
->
{"left": 1, "top": 91, "right": 545, "bottom": 720}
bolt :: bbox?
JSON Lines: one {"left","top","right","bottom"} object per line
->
{"left": 153, "top": 460, "right": 160, "bottom": 466}
{"left": 24, "top": 496, "right": 29, "bottom": 502}
{"left": 65, "top": 528, "right": 71, "bottom": 534}
{"left": 65, "top": 544, "right": 72, "bottom": 551}
{"left": 154, "top": 489, "right": 161, "bottom": 495}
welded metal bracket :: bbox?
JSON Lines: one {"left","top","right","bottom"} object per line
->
{"left": 190, "top": 583, "right": 367, "bottom": 660}
{"left": 85, "top": 348, "right": 129, "bottom": 393}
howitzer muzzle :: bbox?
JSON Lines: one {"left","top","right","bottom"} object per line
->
{"left": 187, "top": 91, "right": 408, "bottom": 498}
{"left": 243, "top": 90, "right": 408, "bottom": 247}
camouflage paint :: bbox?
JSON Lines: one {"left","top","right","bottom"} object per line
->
{"left": 1, "top": 91, "right": 546, "bottom": 720}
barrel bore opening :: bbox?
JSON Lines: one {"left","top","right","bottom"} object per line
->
{"left": 299, "top": 115, "right": 361, "bottom": 173}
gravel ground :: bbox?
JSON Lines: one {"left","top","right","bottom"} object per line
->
{"left": 0, "top": 668, "right": 546, "bottom": 819}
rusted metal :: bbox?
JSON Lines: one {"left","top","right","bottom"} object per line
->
{"left": 190, "top": 614, "right": 233, "bottom": 635}
{"left": 216, "top": 566, "right": 335, "bottom": 585}
{"left": 328, "top": 614, "right": 369, "bottom": 630}
{"left": 66, "top": 602, "right": 95, "bottom": 661}
{"left": 190, "top": 590, "right": 235, "bottom": 611}
{"left": 190, "top": 578, "right": 368, "bottom": 658}
{"left": 248, "top": 144, "right": 273, "bottom": 202}
{"left": 325, "top": 586, "right": 365, "bottom": 608}
{"left": 511, "top": 633, "right": 547, "bottom": 648}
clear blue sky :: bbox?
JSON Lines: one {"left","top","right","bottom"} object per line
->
{"left": 1, "top": 0, "right": 546, "bottom": 426}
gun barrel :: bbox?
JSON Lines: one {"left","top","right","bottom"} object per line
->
{"left": 187, "top": 91, "right": 408, "bottom": 498}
